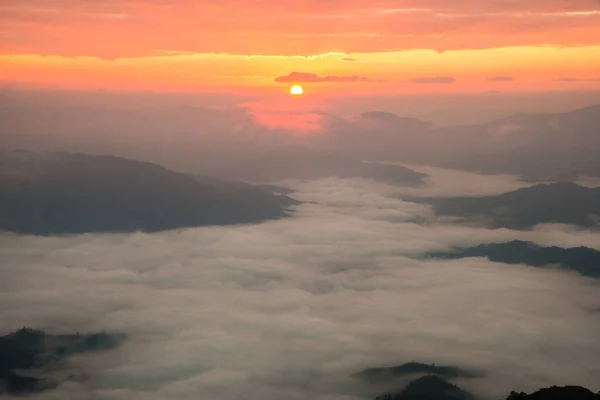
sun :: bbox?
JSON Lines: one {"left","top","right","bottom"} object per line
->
{"left": 290, "top": 85, "right": 304, "bottom": 96}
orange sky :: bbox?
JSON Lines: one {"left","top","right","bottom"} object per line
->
{"left": 1, "top": 0, "right": 600, "bottom": 94}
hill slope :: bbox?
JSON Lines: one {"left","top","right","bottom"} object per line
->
{"left": 427, "top": 240, "right": 600, "bottom": 278}
{"left": 426, "top": 183, "right": 600, "bottom": 229}
{"left": 214, "top": 145, "right": 427, "bottom": 186}
{"left": 0, "top": 150, "right": 298, "bottom": 234}
{"left": 0, "top": 327, "right": 125, "bottom": 395}
{"left": 355, "top": 362, "right": 484, "bottom": 383}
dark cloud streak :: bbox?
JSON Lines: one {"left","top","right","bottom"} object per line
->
{"left": 275, "top": 71, "right": 384, "bottom": 83}
{"left": 556, "top": 77, "right": 600, "bottom": 82}
{"left": 488, "top": 76, "right": 514, "bottom": 82}
{"left": 408, "top": 76, "right": 456, "bottom": 84}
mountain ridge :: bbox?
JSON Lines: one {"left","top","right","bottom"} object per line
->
{"left": 0, "top": 149, "right": 299, "bottom": 235}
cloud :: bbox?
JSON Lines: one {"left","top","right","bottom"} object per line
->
{"left": 378, "top": 163, "right": 529, "bottom": 198}
{"left": 488, "top": 76, "right": 514, "bottom": 82}
{"left": 339, "top": 57, "right": 358, "bottom": 61}
{"left": 275, "top": 72, "right": 383, "bottom": 83}
{"left": 409, "top": 76, "right": 456, "bottom": 84}
{"left": 1, "top": 175, "right": 600, "bottom": 399}
{"left": 556, "top": 77, "right": 600, "bottom": 82}
{"left": 239, "top": 99, "right": 329, "bottom": 133}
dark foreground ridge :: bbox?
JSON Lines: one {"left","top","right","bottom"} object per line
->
{"left": 358, "top": 363, "right": 600, "bottom": 400}
{"left": 0, "top": 150, "right": 299, "bottom": 234}
{"left": 427, "top": 240, "right": 600, "bottom": 278}
{"left": 0, "top": 327, "right": 126, "bottom": 395}
{"left": 422, "top": 182, "right": 600, "bottom": 230}
{"left": 372, "top": 376, "right": 600, "bottom": 400}
{"left": 369, "top": 375, "right": 600, "bottom": 400}
{"left": 506, "top": 386, "right": 600, "bottom": 399}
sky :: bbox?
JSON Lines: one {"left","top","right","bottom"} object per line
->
{"left": 2, "top": 0, "right": 600, "bottom": 96}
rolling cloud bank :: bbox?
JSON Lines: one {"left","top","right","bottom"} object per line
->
{"left": 1, "top": 169, "right": 600, "bottom": 399}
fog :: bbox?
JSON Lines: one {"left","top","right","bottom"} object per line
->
{"left": 3, "top": 89, "right": 600, "bottom": 181}
{"left": 3, "top": 89, "right": 600, "bottom": 125}
{"left": 375, "top": 164, "right": 530, "bottom": 198}
{"left": 1, "top": 176, "right": 599, "bottom": 400}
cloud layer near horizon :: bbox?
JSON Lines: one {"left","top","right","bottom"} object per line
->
{"left": 488, "top": 76, "right": 515, "bottom": 82}
{"left": 1, "top": 175, "right": 600, "bottom": 400}
{"left": 409, "top": 76, "right": 456, "bottom": 84}
{"left": 275, "top": 72, "right": 383, "bottom": 83}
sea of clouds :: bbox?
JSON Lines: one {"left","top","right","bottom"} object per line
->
{"left": 1, "top": 170, "right": 599, "bottom": 400}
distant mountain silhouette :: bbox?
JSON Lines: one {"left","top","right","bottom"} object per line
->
{"left": 0, "top": 150, "right": 298, "bottom": 235}
{"left": 427, "top": 240, "right": 600, "bottom": 278}
{"left": 425, "top": 182, "right": 600, "bottom": 229}
{"left": 318, "top": 105, "right": 600, "bottom": 180}
{"left": 357, "top": 112, "right": 436, "bottom": 130}
{"left": 190, "top": 175, "right": 296, "bottom": 195}
{"left": 0, "top": 327, "right": 125, "bottom": 395}
{"left": 445, "top": 105, "right": 600, "bottom": 180}
{"left": 3, "top": 96, "right": 599, "bottom": 181}
{"left": 464, "top": 105, "right": 600, "bottom": 179}
{"left": 355, "top": 362, "right": 484, "bottom": 383}
{"left": 214, "top": 145, "right": 427, "bottom": 185}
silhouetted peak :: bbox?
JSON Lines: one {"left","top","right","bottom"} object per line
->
{"left": 360, "top": 111, "right": 402, "bottom": 120}
{"left": 566, "top": 104, "right": 600, "bottom": 118}
{"left": 510, "top": 181, "right": 591, "bottom": 196}
{"left": 355, "top": 362, "right": 484, "bottom": 382}
{"left": 358, "top": 111, "right": 433, "bottom": 127}
{"left": 262, "top": 144, "right": 351, "bottom": 159}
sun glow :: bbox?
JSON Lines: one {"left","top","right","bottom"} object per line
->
{"left": 290, "top": 85, "right": 304, "bottom": 95}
